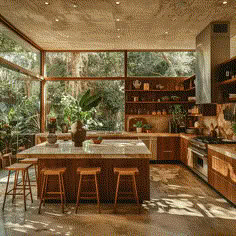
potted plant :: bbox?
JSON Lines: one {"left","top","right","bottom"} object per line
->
{"left": 143, "top": 124, "right": 152, "bottom": 133}
{"left": 71, "top": 90, "right": 102, "bottom": 147}
{"left": 93, "top": 136, "right": 103, "bottom": 144}
{"left": 133, "top": 121, "right": 143, "bottom": 133}
{"left": 169, "top": 105, "right": 187, "bottom": 133}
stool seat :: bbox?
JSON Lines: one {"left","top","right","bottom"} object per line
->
{"left": 114, "top": 168, "right": 139, "bottom": 175}
{"left": 42, "top": 168, "right": 66, "bottom": 175}
{"left": 77, "top": 167, "right": 101, "bottom": 175}
{"left": 5, "top": 163, "right": 32, "bottom": 171}
{"left": 20, "top": 158, "right": 38, "bottom": 165}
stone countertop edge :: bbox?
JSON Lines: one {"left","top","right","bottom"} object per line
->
{"left": 208, "top": 144, "right": 236, "bottom": 159}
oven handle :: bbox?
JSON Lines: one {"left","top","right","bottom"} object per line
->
{"left": 189, "top": 147, "right": 206, "bottom": 158}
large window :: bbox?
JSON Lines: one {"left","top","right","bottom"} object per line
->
{"left": 0, "top": 66, "right": 40, "bottom": 154}
{"left": 128, "top": 51, "right": 196, "bottom": 77}
{"left": 46, "top": 52, "right": 124, "bottom": 77}
{"left": 46, "top": 80, "right": 125, "bottom": 131}
{"left": 0, "top": 23, "right": 40, "bottom": 74}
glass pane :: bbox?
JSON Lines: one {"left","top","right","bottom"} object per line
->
{"left": 0, "top": 23, "right": 41, "bottom": 74}
{"left": 128, "top": 51, "right": 196, "bottom": 77}
{"left": 46, "top": 80, "right": 125, "bottom": 131}
{"left": 0, "top": 66, "right": 40, "bottom": 155}
{"left": 46, "top": 52, "right": 124, "bottom": 77}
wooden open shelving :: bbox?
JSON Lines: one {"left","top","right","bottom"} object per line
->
{"left": 218, "top": 77, "right": 236, "bottom": 86}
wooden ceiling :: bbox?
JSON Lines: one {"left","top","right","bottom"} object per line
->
{"left": 0, "top": 0, "right": 236, "bottom": 50}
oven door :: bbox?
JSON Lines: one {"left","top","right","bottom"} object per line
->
{"left": 189, "top": 147, "right": 208, "bottom": 181}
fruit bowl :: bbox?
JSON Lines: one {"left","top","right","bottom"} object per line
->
{"left": 92, "top": 139, "right": 103, "bottom": 144}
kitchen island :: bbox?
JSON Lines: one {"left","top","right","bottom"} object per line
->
{"left": 17, "top": 139, "right": 151, "bottom": 202}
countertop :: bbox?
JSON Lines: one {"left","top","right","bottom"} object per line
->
{"left": 208, "top": 144, "right": 236, "bottom": 160}
{"left": 17, "top": 139, "right": 151, "bottom": 159}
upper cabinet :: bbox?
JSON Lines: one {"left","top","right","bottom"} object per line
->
{"left": 196, "top": 22, "right": 230, "bottom": 104}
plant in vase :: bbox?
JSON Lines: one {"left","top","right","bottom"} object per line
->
{"left": 133, "top": 121, "right": 143, "bottom": 133}
{"left": 232, "top": 123, "right": 236, "bottom": 140}
{"left": 71, "top": 90, "right": 102, "bottom": 147}
{"left": 143, "top": 124, "right": 152, "bottom": 133}
{"left": 47, "top": 117, "right": 57, "bottom": 144}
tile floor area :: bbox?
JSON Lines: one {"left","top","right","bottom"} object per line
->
{"left": 0, "top": 164, "right": 235, "bottom": 235}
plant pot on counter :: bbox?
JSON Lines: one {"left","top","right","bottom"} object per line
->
{"left": 136, "top": 127, "right": 143, "bottom": 133}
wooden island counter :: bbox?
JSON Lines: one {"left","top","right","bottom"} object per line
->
{"left": 17, "top": 139, "right": 151, "bottom": 202}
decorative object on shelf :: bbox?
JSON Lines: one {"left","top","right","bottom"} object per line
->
{"left": 134, "top": 96, "right": 139, "bottom": 102}
{"left": 175, "top": 84, "right": 180, "bottom": 90}
{"left": 188, "top": 97, "right": 196, "bottom": 102}
{"left": 152, "top": 111, "right": 156, "bottom": 115}
{"left": 133, "top": 80, "right": 142, "bottom": 89}
{"left": 92, "top": 136, "right": 103, "bottom": 144}
{"left": 156, "top": 84, "right": 164, "bottom": 90}
{"left": 143, "top": 83, "right": 149, "bottom": 90}
{"left": 71, "top": 120, "right": 86, "bottom": 147}
{"left": 47, "top": 117, "right": 57, "bottom": 144}
{"left": 133, "top": 121, "right": 143, "bottom": 133}
{"left": 156, "top": 110, "right": 161, "bottom": 115}
{"left": 143, "top": 124, "right": 152, "bottom": 133}
{"left": 171, "top": 96, "right": 181, "bottom": 101}
{"left": 161, "top": 96, "right": 170, "bottom": 101}
{"left": 162, "top": 109, "right": 167, "bottom": 115}
{"left": 179, "top": 83, "right": 184, "bottom": 91}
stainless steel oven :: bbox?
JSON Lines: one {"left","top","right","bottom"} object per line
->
{"left": 189, "top": 146, "right": 208, "bottom": 181}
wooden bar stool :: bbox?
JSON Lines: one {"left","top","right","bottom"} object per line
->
{"left": 2, "top": 163, "right": 33, "bottom": 211}
{"left": 113, "top": 167, "right": 140, "bottom": 213}
{"left": 19, "top": 158, "right": 38, "bottom": 187}
{"left": 38, "top": 168, "right": 66, "bottom": 214}
{"left": 76, "top": 167, "right": 101, "bottom": 214}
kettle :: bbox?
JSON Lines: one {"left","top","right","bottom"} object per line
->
{"left": 133, "top": 80, "right": 141, "bottom": 89}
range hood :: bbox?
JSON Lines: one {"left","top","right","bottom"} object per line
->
{"left": 196, "top": 22, "right": 230, "bottom": 104}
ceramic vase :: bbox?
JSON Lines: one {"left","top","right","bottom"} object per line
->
{"left": 71, "top": 120, "right": 86, "bottom": 147}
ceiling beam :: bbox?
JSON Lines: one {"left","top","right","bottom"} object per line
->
{"left": 0, "top": 14, "right": 43, "bottom": 51}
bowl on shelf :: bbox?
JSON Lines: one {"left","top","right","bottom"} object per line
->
{"left": 92, "top": 137, "right": 103, "bottom": 144}
{"left": 161, "top": 96, "right": 170, "bottom": 101}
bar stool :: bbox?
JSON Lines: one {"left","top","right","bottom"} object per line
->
{"left": 19, "top": 158, "right": 38, "bottom": 187}
{"left": 2, "top": 163, "right": 33, "bottom": 211}
{"left": 76, "top": 167, "right": 101, "bottom": 213}
{"left": 113, "top": 167, "right": 140, "bottom": 213}
{"left": 38, "top": 168, "right": 66, "bottom": 214}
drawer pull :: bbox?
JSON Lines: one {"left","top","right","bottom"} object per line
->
{"left": 163, "top": 151, "right": 172, "bottom": 153}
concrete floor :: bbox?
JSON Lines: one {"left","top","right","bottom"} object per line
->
{"left": 0, "top": 164, "right": 235, "bottom": 236}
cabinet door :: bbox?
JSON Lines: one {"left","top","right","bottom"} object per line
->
{"left": 180, "top": 137, "right": 188, "bottom": 165}
{"left": 157, "top": 137, "right": 179, "bottom": 161}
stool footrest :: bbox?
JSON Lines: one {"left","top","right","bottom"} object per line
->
{"left": 80, "top": 196, "right": 98, "bottom": 200}
{"left": 45, "top": 192, "right": 65, "bottom": 195}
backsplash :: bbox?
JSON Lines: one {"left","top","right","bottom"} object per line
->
{"left": 199, "top": 103, "right": 236, "bottom": 139}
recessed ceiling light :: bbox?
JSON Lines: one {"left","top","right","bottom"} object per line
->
{"left": 117, "top": 35, "right": 121, "bottom": 38}
{"left": 55, "top": 18, "right": 59, "bottom": 22}
{"left": 115, "top": 1, "right": 121, "bottom": 5}
{"left": 73, "top": 4, "right": 78, "bottom": 8}
{"left": 45, "top": 1, "right": 49, "bottom": 5}
{"left": 223, "top": 1, "right": 227, "bottom": 4}
{"left": 116, "top": 18, "right": 120, "bottom": 21}
{"left": 165, "top": 31, "right": 169, "bottom": 34}
{"left": 117, "top": 28, "right": 121, "bottom": 31}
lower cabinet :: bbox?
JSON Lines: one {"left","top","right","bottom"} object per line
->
{"left": 208, "top": 149, "right": 236, "bottom": 204}
{"left": 156, "top": 137, "right": 180, "bottom": 161}
{"left": 180, "top": 137, "right": 189, "bottom": 166}
{"left": 139, "top": 137, "right": 157, "bottom": 161}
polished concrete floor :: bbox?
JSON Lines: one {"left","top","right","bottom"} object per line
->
{"left": 0, "top": 164, "right": 235, "bottom": 236}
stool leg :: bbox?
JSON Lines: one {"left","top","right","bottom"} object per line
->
{"left": 132, "top": 175, "right": 140, "bottom": 213}
{"left": 2, "top": 170, "right": 11, "bottom": 211}
{"left": 22, "top": 170, "right": 27, "bottom": 211}
{"left": 26, "top": 169, "right": 33, "bottom": 203}
{"left": 43, "top": 175, "right": 48, "bottom": 206}
{"left": 12, "top": 171, "right": 19, "bottom": 203}
{"left": 94, "top": 174, "right": 100, "bottom": 213}
{"left": 75, "top": 174, "right": 82, "bottom": 214}
{"left": 60, "top": 173, "right": 66, "bottom": 206}
{"left": 58, "top": 173, "right": 64, "bottom": 213}
{"left": 114, "top": 173, "right": 121, "bottom": 213}
{"left": 34, "top": 164, "right": 38, "bottom": 187}
{"left": 38, "top": 174, "right": 46, "bottom": 214}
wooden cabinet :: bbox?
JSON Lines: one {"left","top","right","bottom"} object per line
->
{"left": 156, "top": 137, "right": 180, "bottom": 161}
{"left": 208, "top": 149, "right": 236, "bottom": 204}
{"left": 139, "top": 137, "right": 157, "bottom": 161}
{"left": 180, "top": 137, "right": 189, "bottom": 165}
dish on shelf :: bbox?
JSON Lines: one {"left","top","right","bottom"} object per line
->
{"left": 161, "top": 96, "right": 170, "bottom": 101}
{"left": 171, "top": 96, "right": 181, "bottom": 101}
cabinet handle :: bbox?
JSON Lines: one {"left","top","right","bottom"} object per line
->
{"left": 163, "top": 151, "right": 172, "bottom": 153}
